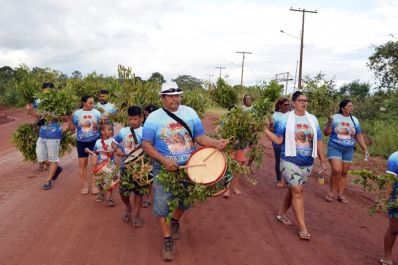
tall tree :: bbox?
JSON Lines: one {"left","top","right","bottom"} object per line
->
{"left": 173, "top": 75, "right": 203, "bottom": 90}
{"left": 148, "top": 72, "right": 165, "bottom": 84}
{"left": 339, "top": 80, "right": 370, "bottom": 100}
{"left": 368, "top": 39, "right": 398, "bottom": 90}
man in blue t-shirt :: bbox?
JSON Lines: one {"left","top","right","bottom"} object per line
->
{"left": 381, "top": 151, "right": 398, "bottom": 265}
{"left": 25, "top": 82, "right": 65, "bottom": 190}
{"left": 96, "top": 89, "right": 117, "bottom": 123}
{"left": 142, "top": 82, "right": 228, "bottom": 262}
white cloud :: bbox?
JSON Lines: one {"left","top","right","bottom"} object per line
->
{"left": 0, "top": 0, "right": 397, "bottom": 88}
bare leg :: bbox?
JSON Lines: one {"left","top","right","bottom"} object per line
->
{"left": 133, "top": 194, "right": 143, "bottom": 220}
{"left": 338, "top": 162, "right": 351, "bottom": 198}
{"left": 120, "top": 193, "right": 132, "bottom": 222}
{"left": 328, "top": 159, "right": 342, "bottom": 198}
{"left": 279, "top": 188, "right": 292, "bottom": 215}
{"left": 383, "top": 218, "right": 398, "bottom": 263}
{"left": 290, "top": 185, "right": 307, "bottom": 233}
{"left": 159, "top": 217, "right": 171, "bottom": 237}
{"left": 78, "top": 157, "right": 89, "bottom": 191}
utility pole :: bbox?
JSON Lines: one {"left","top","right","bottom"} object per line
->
{"left": 236, "top": 51, "right": 252, "bottom": 86}
{"left": 290, "top": 7, "right": 317, "bottom": 89}
{"left": 207, "top": 74, "right": 214, "bottom": 84}
{"left": 215, "top": 66, "right": 226, "bottom": 79}
{"left": 275, "top": 72, "right": 293, "bottom": 95}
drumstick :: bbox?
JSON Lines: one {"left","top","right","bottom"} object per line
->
{"left": 179, "top": 163, "right": 206, "bottom": 169}
{"left": 203, "top": 148, "right": 218, "bottom": 162}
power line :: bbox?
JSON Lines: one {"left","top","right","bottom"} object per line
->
{"left": 215, "top": 66, "right": 226, "bottom": 79}
{"left": 290, "top": 7, "right": 318, "bottom": 89}
{"left": 236, "top": 51, "right": 252, "bottom": 86}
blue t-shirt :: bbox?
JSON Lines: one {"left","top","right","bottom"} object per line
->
{"left": 93, "top": 137, "right": 115, "bottom": 163}
{"left": 387, "top": 152, "right": 398, "bottom": 201}
{"left": 32, "top": 98, "right": 62, "bottom": 139}
{"left": 72, "top": 109, "right": 101, "bottom": 142}
{"left": 272, "top": 111, "right": 285, "bottom": 148}
{"left": 96, "top": 102, "right": 117, "bottom": 117}
{"left": 114, "top": 127, "right": 142, "bottom": 155}
{"left": 328, "top": 114, "right": 362, "bottom": 148}
{"left": 142, "top": 106, "right": 205, "bottom": 166}
{"left": 276, "top": 113, "right": 323, "bottom": 166}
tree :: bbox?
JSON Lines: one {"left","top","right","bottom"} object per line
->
{"left": 148, "top": 72, "right": 165, "bottom": 84}
{"left": 71, "top": 71, "right": 83, "bottom": 79}
{"left": 302, "top": 72, "right": 340, "bottom": 117}
{"left": 173, "top": 75, "right": 203, "bottom": 90}
{"left": 339, "top": 80, "right": 370, "bottom": 101}
{"left": 368, "top": 39, "right": 398, "bottom": 90}
{"left": 210, "top": 78, "right": 238, "bottom": 110}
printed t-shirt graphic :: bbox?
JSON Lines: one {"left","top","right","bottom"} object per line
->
{"left": 276, "top": 113, "right": 322, "bottom": 166}
{"left": 272, "top": 112, "right": 286, "bottom": 147}
{"left": 329, "top": 114, "right": 361, "bottom": 148}
{"left": 93, "top": 138, "right": 115, "bottom": 163}
{"left": 73, "top": 109, "right": 101, "bottom": 142}
{"left": 142, "top": 106, "right": 205, "bottom": 166}
{"left": 386, "top": 151, "right": 398, "bottom": 203}
{"left": 114, "top": 127, "right": 143, "bottom": 155}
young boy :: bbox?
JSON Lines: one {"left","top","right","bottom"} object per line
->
{"left": 112, "top": 106, "right": 150, "bottom": 228}
{"left": 90, "top": 123, "right": 122, "bottom": 207}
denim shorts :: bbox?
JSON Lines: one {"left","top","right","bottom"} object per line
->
{"left": 327, "top": 142, "right": 354, "bottom": 163}
{"left": 152, "top": 160, "right": 190, "bottom": 217}
{"left": 280, "top": 160, "right": 313, "bottom": 186}
{"left": 36, "top": 138, "right": 61, "bottom": 162}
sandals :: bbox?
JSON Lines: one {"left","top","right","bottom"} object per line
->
{"left": 132, "top": 218, "right": 143, "bottom": 228}
{"left": 380, "top": 259, "right": 394, "bottom": 265}
{"left": 276, "top": 182, "right": 285, "bottom": 188}
{"left": 233, "top": 189, "right": 242, "bottom": 195}
{"left": 337, "top": 196, "right": 348, "bottom": 204}
{"left": 325, "top": 194, "right": 334, "bottom": 202}
{"left": 122, "top": 210, "right": 131, "bottom": 223}
{"left": 142, "top": 200, "right": 152, "bottom": 208}
{"left": 92, "top": 187, "right": 100, "bottom": 195}
{"left": 298, "top": 231, "right": 311, "bottom": 241}
{"left": 96, "top": 192, "right": 105, "bottom": 202}
{"left": 276, "top": 215, "right": 292, "bottom": 226}
{"left": 81, "top": 188, "right": 89, "bottom": 194}
{"left": 107, "top": 198, "right": 115, "bottom": 207}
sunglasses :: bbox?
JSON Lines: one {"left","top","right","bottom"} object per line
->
{"left": 162, "top": 88, "right": 182, "bottom": 94}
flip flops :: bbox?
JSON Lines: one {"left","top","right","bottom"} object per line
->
{"left": 121, "top": 210, "right": 131, "bottom": 223}
{"left": 81, "top": 188, "right": 89, "bottom": 194}
{"left": 325, "top": 194, "right": 334, "bottom": 202}
{"left": 337, "top": 196, "right": 348, "bottom": 204}
{"left": 298, "top": 231, "right": 311, "bottom": 241}
{"left": 132, "top": 218, "right": 143, "bottom": 228}
{"left": 379, "top": 258, "right": 394, "bottom": 265}
{"left": 276, "top": 215, "right": 292, "bottom": 226}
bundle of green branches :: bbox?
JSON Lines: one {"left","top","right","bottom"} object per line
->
{"left": 156, "top": 168, "right": 214, "bottom": 222}
{"left": 351, "top": 169, "right": 398, "bottom": 215}
{"left": 37, "top": 89, "right": 77, "bottom": 117}
{"left": 218, "top": 106, "right": 267, "bottom": 171}
{"left": 12, "top": 124, "right": 76, "bottom": 163}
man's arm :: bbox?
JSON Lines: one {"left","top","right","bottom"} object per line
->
{"left": 142, "top": 140, "right": 179, "bottom": 172}
{"left": 195, "top": 134, "right": 228, "bottom": 150}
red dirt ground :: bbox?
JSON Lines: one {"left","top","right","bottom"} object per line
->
{"left": 0, "top": 108, "right": 394, "bottom": 265}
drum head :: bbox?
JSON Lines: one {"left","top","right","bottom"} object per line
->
{"left": 124, "top": 148, "right": 144, "bottom": 164}
{"left": 186, "top": 147, "right": 227, "bottom": 185}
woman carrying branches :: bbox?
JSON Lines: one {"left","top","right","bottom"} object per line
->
{"left": 264, "top": 91, "right": 327, "bottom": 240}
{"left": 324, "top": 99, "right": 368, "bottom": 204}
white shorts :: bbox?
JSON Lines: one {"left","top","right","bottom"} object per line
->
{"left": 36, "top": 138, "right": 61, "bottom": 162}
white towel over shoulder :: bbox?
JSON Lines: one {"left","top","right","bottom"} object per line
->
{"left": 284, "top": 111, "right": 318, "bottom": 158}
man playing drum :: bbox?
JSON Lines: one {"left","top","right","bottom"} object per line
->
{"left": 142, "top": 82, "right": 228, "bottom": 262}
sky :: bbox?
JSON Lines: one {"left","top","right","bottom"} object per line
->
{"left": 0, "top": 0, "right": 397, "bottom": 91}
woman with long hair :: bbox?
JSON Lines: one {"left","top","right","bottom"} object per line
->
{"left": 68, "top": 96, "right": 102, "bottom": 194}
{"left": 272, "top": 97, "right": 290, "bottom": 188}
{"left": 324, "top": 99, "right": 368, "bottom": 203}
{"left": 264, "top": 91, "right": 327, "bottom": 240}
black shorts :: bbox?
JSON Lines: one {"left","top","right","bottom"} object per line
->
{"left": 76, "top": 140, "right": 97, "bottom": 158}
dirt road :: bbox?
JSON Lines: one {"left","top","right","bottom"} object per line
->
{"left": 0, "top": 108, "right": 391, "bottom": 265}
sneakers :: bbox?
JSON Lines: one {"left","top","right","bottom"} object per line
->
{"left": 42, "top": 180, "right": 52, "bottom": 190}
{"left": 96, "top": 192, "right": 105, "bottom": 202}
{"left": 161, "top": 237, "right": 175, "bottom": 261}
{"left": 51, "top": 166, "right": 63, "bottom": 181}
{"left": 171, "top": 219, "right": 181, "bottom": 240}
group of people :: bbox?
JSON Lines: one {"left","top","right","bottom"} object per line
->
{"left": 26, "top": 82, "right": 398, "bottom": 264}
